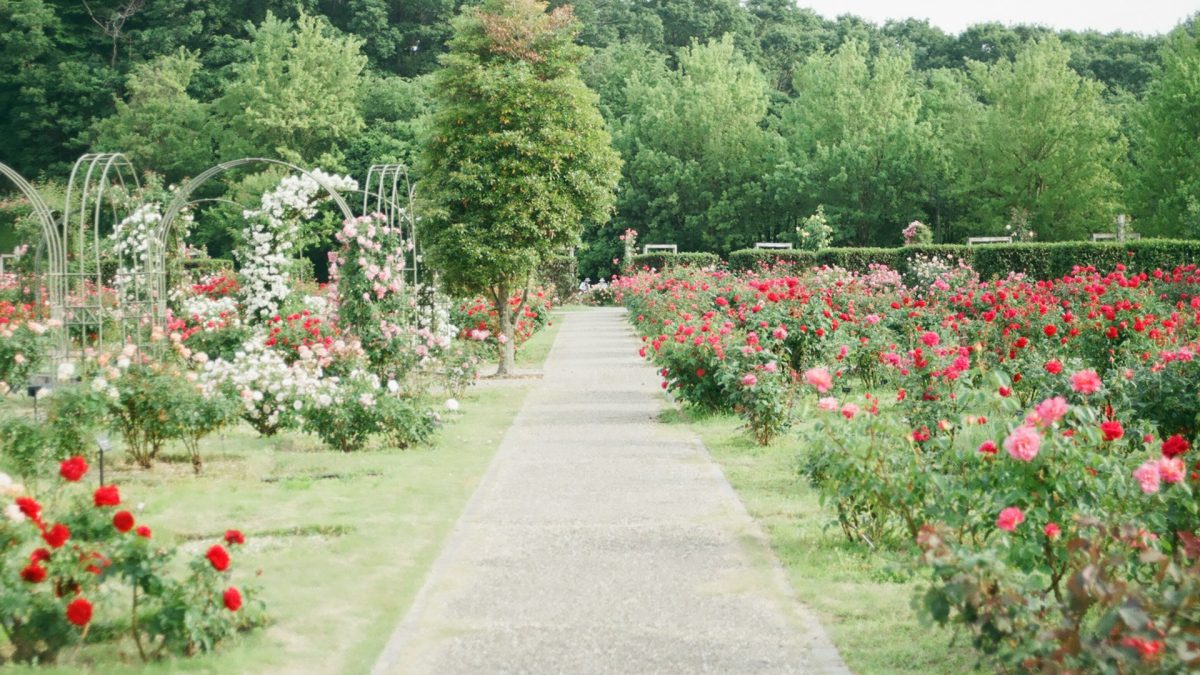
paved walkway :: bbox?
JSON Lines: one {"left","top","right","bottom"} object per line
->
{"left": 372, "top": 307, "right": 848, "bottom": 674}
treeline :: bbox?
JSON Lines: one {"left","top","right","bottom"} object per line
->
{"left": 2, "top": 1, "right": 1199, "bottom": 277}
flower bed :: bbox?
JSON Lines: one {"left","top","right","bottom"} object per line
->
{"left": 619, "top": 261, "right": 1200, "bottom": 670}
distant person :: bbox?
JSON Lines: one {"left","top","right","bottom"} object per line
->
{"left": 578, "top": 277, "right": 591, "bottom": 292}
{"left": 594, "top": 278, "right": 608, "bottom": 291}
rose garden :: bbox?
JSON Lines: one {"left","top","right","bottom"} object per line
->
{"left": 3, "top": 1, "right": 1200, "bottom": 673}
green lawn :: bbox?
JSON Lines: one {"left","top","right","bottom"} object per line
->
{"left": 666, "top": 409, "right": 981, "bottom": 675}
{"left": 2, "top": 316, "right": 562, "bottom": 673}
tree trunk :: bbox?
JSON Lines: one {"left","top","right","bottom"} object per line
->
{"left": 495, "top": 282, "right": 516, "bottom": 376}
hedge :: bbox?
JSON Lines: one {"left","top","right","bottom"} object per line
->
{"left": 629, "top": 252, "right": 722, "bottom": 270}
{"left": 728, "top": 239, "right": 1200, "bottom": 279}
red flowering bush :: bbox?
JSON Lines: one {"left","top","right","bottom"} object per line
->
{"left": 0, "top": 461, "right": 264, "bottom": 664}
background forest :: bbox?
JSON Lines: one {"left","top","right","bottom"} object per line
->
{"left": 2, "top": 0, "right": 1199, "bottom": 279}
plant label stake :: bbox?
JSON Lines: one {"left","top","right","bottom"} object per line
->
{"left": 96, "top": 433, "right": 112, "bottom": 486}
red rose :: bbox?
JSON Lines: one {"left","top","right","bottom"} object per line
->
{"left": 112, "top": 511, "right": 135, "bottom": 533}
{"left": 977, "top": 440, "right": 998, "bottom": 455}
{"left": 66, "top": 598, "right": 93, "bottom": 627}
{"left": 1044, "top": 359, "right": 1063, "bottom": 374}
{"left": 998, "top": 386, "right": 1012, "bottom": 397}
{"left": 223, "top": 586, "right": 243, "bottom": 612}
{"left": 1101, "top": 421, "right": 1124, "bottom": 442}
{"left": 1043, "top": 324, "right": 1057, "bottom": 337}
{"left": 224, "top": 530, "right": 245, "bottom": 546}
{"left": 59, "top": 456, "right": 88, "bottom": 482}
{"left": 93, "top": 485, "right": 121, "bottom": 507}
{"left": 1162, "top": 434, "right": 1190, "bottom": 458}
{"left": 15, "top": 496, "right": 41, "bottom": 522}
{"left": 135, "top": 525, "right": 152, "bottom": 539}
{"left": 30, "top": 548, "right": 51, "bottom": 563}
{"left": 206, "top": 544, "right": 230, "bottom": 572}
{"left": 20, "top": 563, "right": 47, "bottom": 583}
{"left": 43, "top": 523, "right": 70, "bottom": 549}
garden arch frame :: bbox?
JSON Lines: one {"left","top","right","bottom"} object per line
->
{"left": 0, "top": 160, "right": 65, "bottom": 359}
{"left": 361, "top": 163, "right": 420, "bottom": 287}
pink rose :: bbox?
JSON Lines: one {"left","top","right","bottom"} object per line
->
{"left": 1158, "top": 456, "right": 1185, "bottom": 484}
{"left": 996, "top": 506, "right": 1025, "bottom": 532}
{"left": 740, "top": 373, "right": 757, "bottom": 388}
{"left": 1004, "top": 424, "right": 1042, "bottom": 462}
{"left": 840, "top": 403, "right": 860, "bottom": 420}
{"left": 1070, "top": 369, "right": 1102, "bottom": 395}
{"left": 817, "top": 397, "right": 839, "bottom": 412}
{"left": 804, "top": 367, "right": 833, "bottom": 393}
{"left": 1133, "top": 461, "right": 1161, "bottom": 494}
{"left": 1028, "top": 396, "right": 1069, "bottom": 427}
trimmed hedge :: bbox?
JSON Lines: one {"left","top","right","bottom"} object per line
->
{"left": 728, "top": 240, "right": 1200, "bottom": 279}
{"left": 629, "top": 252, "right": 721, "bottom": 270}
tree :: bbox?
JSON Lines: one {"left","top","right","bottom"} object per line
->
{"left": 946, "top": 38, "right": 1125, "bottom": 240}
{"left": 606, "top": 36, "right": 782, "bottom": 260}
{"left": 420, "top": 0, "right": 621, "bottom": 374}
{"left": 1129, "top": 19, "right": 1200, "bottom": 237}
{"left": 90, "top": 48, "right": 216, "bottom": 181}
{"left": 778, "top": 40, "right": 934, "bottom": 245}
{"left": 214, "top": 11, "right": 367, "bottom": 168}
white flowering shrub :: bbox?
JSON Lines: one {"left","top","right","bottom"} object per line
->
{"left": 237, "top": 170, "right": 357, "bottom": 323}
{"left": 795, "top": 206, "right": 833, "bottom": 251}
{"left": 109, "top": 202, "right": 162, "bottom": 305}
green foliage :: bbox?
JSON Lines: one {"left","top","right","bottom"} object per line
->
{"left": 215, "top": 11, "right": 367, "bottom": 168}
{"left": 421, "top": 0, "right": 621, "bottom": 372}
{"left": 1129, "top": 21, "right": 1200, "bottom": 237}
{"left": 628, "top": 252, "right": 721, "bottom": 271}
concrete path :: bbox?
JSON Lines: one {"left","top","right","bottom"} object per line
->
{"left": 372, "top": 307, "right": 848, "bottom": 674}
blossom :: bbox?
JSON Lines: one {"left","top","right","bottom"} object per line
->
{"left": 444, "top": 398, "right": 460, "bottom": 412}
{"left": 740, "top": 373, "right": 757, "bottom": 387}
{"left": 817, "top": 397, "right": 839, "bottom": 412}
{"left": 996, "top": 506, "right": 1025, "bottom": 532}
{"left": 1133, "top": 461, "right": 1161, "bottom": 494}
{"left": 1122, "top": 637, "right": 1165, "bottom": 661}
{"left": 1004, "top": 424, "right": 1042, "bottom": 462}
{"left": 43, "top": 523, "right": 70, "bottom": 548}
{"left": 223, "top": 587, "right": 243, "bottom": 612}
{"left": 1044, "top": 522, "right": 1061, "bottom": 540}
{"left": 840, "top": 403, "right": 860, "bottom": 420}
{"left": 1158, "top": 457, "right": 1185, "bottom": 484}
{"left": 920, "top": 331, "right": 940, "bottom": 347}
{"left": 4, "top": 503, "right": 24, "bottom": 523}
{"left": 1161, "top": 434, "right": 1190, "bottom": 458}
{"left": 224, "top": 530, "right": 245, "bottom": 546}
{"left": 1028, "top": 396, "right": 1069, "bottom": 427}
{"left": 977, "top": 440, "right": 998, "bottom": 455}
{"left": 94, "top": 485, "right": 121, "bottom": 507}
{"left": 15, "top": 496, "right": 40, "bottom": 521}
{"left": 59, "top": 456, "right": 88, "bottom": 482}
{"left": 772, "top": 326, "right": 788, "bottom": 340}
{"left": 20, "top": 563, "right": 47, "bottom": 583}
{"left": 1070, "top": 369, "right": 1102, "bottom": 395}
{"left": 136, "top": 525, "right": 152, "bottom": 539}
{"left": 1044, "top": 359, "right": 1063, "bottom": 375}
{"left": 66, "top": 598, "right": 93, "bottom": 627}
{"left": 1100, "top": 421, "right": 1124, "bottom": 441}
{"left": 803, "top": 367, "right": 833, "bottom": 393}
{"left": 112, "top": 511, "right": 135, "bottom": 533}
{"left": 206, "top": 544, "right": 231, "bottom": 572}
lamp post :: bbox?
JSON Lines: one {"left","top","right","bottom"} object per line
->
{"left": 96, "top": 433, "right": 112, "bottom": 486}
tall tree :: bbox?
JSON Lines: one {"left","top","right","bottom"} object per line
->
{"left": 1128, "top": 19, "right": 1200, "bottom": 237}
{"left": 779, "top": 40, "right": 934, "bottom": 245}
{"left": 947, "top": 37, "right": 1125, "bottom": 240}
{"left": 213, "top": 11, "right": 367, "bottom": 168}
{"left": 421, "top": 0, "right": 621, "bottom": 374}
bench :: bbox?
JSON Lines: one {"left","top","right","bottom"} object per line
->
{"left": 967, "top": 236, "right": 1013, "bottom": 246}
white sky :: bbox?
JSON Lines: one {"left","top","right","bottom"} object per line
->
{"left": 797, "top": 0, "right": 1199, "bottom": 35}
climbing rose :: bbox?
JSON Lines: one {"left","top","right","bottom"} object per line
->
{"left": 1162, "top": 434, "right": 1190, "bottom": 458}
{"left": 977, "top": 440, "right": 998, "bottom": 455}
{"left": 1004, "top": 424, "right": 1042, "bottom": 462}
{"left": 112, "top": 510, "right": 135, "bottom": 533}
{"left": 223, "top": 587, "right": 243, "bottom": 612}
{"left": 1158, "top": 457, "right": 1186, "bottom": 484}
{"left": 206, "top": 544, "right": 231, "bottom": 572}
{"left": 224, "top": 530, "right": 245, "bottom": 546}
{"left": 1070, "top": 369, "right": 1102, "bottom": 395}
{"left": 1044, "top": 522, "right": 1061, "bottom": 540}
{"left": 996, "top": 507, "right": 1025, "bottom": 532}
{"left": 59, "top": 456, "right": 88, "bottom": 482}
{"left": 1134, "top": 461, "right": 1161, "bottom": 494}
{"left": 1100, "top": 421, "right": 1124, "bottom": 441}
{"left": 93, "top": 485, "right": 120, "bottom": 507}
{"left": 42, "top": 523, "right": 70, "bottom": 549}
{"left": 66, "top": 598, "right": 93, "bottom": 627}
{"left": 804, "top": 367, "right": 833, "bottom": 393}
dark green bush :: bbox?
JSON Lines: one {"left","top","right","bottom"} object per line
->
{"left": 628, "top": 252, "right": 721, "bottom": 270}
{"left": 728, "top": 239, "right": 1200, "bottom": 278}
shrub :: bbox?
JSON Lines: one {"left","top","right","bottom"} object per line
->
{"left": 628, "top": 252, "right": 721, "bottom": 271}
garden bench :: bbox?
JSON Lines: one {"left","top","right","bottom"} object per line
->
{"left": 967, "top": 236, "right": 1013, "bottom": 245}
{"left": 754, "top": 242, "right": 794, "bottom": 250}
{"left": 642, "top": 244, "right": 678, "bottom": 254}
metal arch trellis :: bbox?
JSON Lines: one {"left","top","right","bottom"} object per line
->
{"left": 58, "top": 153, "right": 153, "bottom": 362}
{"left": 0, "top": 160, "right": 64, "bottom": 359}
{"left": 362, "top": 164, "right": 420, "bottom": 287}
{"left": 155, "top": 157, "right": 358, "bottom": 331}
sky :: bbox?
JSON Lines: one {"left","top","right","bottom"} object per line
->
{"left": 797, "top": 0, "right": 1198, "bottom": 35}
